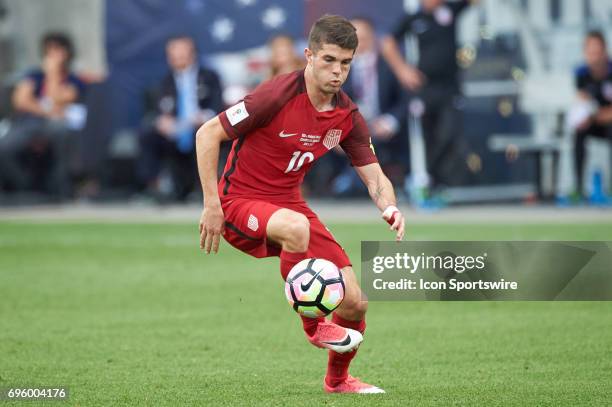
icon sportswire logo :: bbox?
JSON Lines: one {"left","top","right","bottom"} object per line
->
{"left": 279, "top": 130, "right": 298, "bottom": 138}
{"left": 301, "top": 268, "right": 323, "bottom": 291}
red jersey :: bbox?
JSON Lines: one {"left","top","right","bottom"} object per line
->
{"left": 217, "top": 70, "right": 377, "bottom": 202}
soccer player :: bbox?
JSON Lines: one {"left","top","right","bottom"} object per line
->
{"left": 196, "top": 15, "right": 405, "bottom": 394}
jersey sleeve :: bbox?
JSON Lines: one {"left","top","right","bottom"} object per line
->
{"left": 218, "top": 75, "right": 289, "bottom": 139}
{"left": 340, "top": 111, "right": 379, "bottom": 167}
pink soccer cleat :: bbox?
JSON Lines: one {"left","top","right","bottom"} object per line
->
{"left": 324, "top": 375, "right": 386, "bottom": 394}
{"left": 306, "top": 320, "right": 363, "bottom": 353}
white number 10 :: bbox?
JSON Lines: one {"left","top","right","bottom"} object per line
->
{"left": 284, "top": 151, "right": 314, "bottom": 173}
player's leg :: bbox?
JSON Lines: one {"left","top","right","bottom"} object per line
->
{"left": 267, "top": 208, "right": 363, "bottom": 354}
{"left": 298, "top": 212, "right": 381, "bottom": 392}
{"left": 266, "top": 208, "right": 311, "bottom": 279}
{"left": 267, "top": 208, "right": 310, "bottom": 255}
{"left": 220, "top": 200, "right": 312, "bottom": 275}
{"left": 334, "top": 265, "right": 368, "bottom": 321}
{"left": 324, "top": 266, "right": 383, "bottom": 393}
{"left": 327, "top": 265, "right": 367, "bottom": 384}
{"left": 266, "top": 208, "right": 324, "bottom": 340}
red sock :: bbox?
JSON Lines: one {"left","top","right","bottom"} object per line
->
{"left": 280, "top": 250, "right": 307, "bottom": 280}
{"left": 326, "top": 313, "right": 366, "bottom": 387}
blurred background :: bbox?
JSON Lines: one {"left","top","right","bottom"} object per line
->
{"left": 0, "top": 0, "right": 611, "bottom": 208}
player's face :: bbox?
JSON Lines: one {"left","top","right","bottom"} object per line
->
{"left": 306, "top": 43, "right": 354, "bottom": 95}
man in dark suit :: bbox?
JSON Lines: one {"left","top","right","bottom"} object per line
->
{"left": 139, "top": 35, "right": 224, "bottom": 201}
{"left": 329, "top": 17, "right": 408, "bottom": 195}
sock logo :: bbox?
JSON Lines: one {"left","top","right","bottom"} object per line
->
{"left": 301, "top": 268, "right": 323, "bottom": 291}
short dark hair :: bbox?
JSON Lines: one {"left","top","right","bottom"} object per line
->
{"left": 308, "top": 14, "right": 358, "bottom": 53}
{"left": 585, "top": 30, "right": 607, "bottom": 47}
{"left": 40, "top": 32, "right": 74, "bottom": 62}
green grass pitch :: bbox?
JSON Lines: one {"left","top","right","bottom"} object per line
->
{"left": 1, "top": 221, "right": 611, "bottom": 406}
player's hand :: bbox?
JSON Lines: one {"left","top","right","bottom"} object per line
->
{"left": 199, "top": 204, "right": 225, "bottom": 254}
{"left": 382, "top": 205, "right": 405, "bottom": 241}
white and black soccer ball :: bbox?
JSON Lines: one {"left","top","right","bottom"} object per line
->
{"left": 284, "top": 258, "right": 345, "bottom": 318}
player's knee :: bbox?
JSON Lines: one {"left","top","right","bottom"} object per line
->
{"left": 284, "top": 213, "right": 310, "bottom": 251}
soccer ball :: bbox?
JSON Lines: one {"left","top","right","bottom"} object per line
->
{"left": 285, "top": 258, "right": 345, "bottom": 318}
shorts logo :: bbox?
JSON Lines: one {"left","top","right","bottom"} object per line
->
{"left": 247, "top": 214, "right": 259, "bottom": 231}
{"left": 226, "top": 101, "right": 249, "bottom": 126}
{"left": 323, "top": 129, "right": 342, "bottom": 150}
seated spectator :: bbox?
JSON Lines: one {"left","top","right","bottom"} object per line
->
{"left": 138, "top": 35, "right": 223, "bottom": 201}
{"left": 328, "top": 17, "right": 409, "bottom": 196}
{"left": 267, "top": 34, "right": 305, "bottom": 79}
{"left": 0, "top": 32, "right": 86, "bottom": 199}
{"left": 571, "top": 31, "right": 612, "bottom": 199}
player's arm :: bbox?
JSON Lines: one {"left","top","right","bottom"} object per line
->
{"left": 194, "top": 75, "right": 288, "bottom": 254}
{"left": 195, "top": 116, "right": 231, "bottom": 254}
{"left": 354, "top": 163, "right": 405, "bottom": 241}
{"left": 341, "top": 111, "right": 405, "bottom": 240}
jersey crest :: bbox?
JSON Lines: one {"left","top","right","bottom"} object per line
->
{"left": 323, "top": 129, "right": 342, "bottom": 150}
